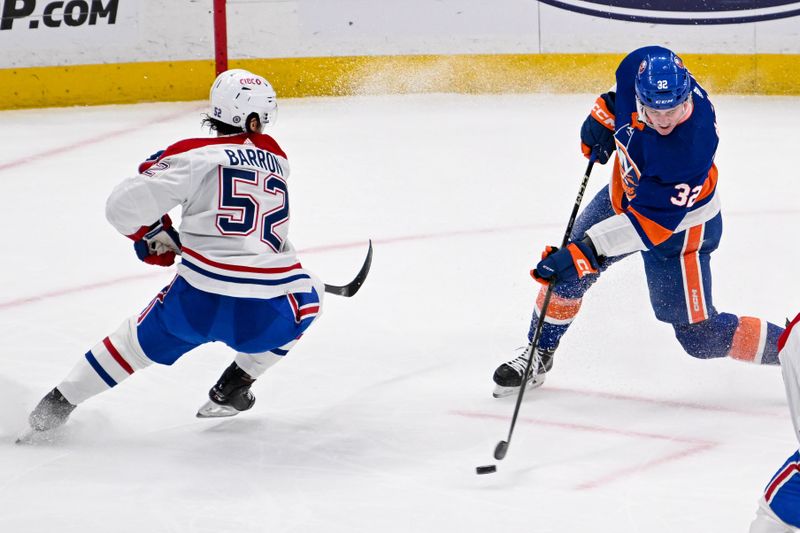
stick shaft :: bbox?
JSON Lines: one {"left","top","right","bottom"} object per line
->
{"left": 500, "top": 157, "right": 596, "bottom": 452}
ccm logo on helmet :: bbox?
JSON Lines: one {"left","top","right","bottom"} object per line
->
{"left": 239, "top": 78, "right": 263, "bottom": 86}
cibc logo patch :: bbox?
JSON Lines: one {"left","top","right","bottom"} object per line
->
{"left": 1, "top": 0, "right": 118, "bottom": 30}
{"left": 539, "top": 0, "right": 800, "bottom": 24}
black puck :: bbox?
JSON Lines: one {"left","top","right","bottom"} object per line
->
{"left": 475, "top": 465, "right": 497, "bottom": 475}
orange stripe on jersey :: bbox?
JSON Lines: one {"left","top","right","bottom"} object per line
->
{"left": 681, "top": 225, "right": 707, "bottom": 324}
{"left": 627, "top": 207, "right": 673, "bottom": 247}
{"left": 694, "top": 163, "right": 718, "bottom": 204}
{"left": 536, "top": 287, "right": 582, "bottom": 321}
{"left": 630, "top": 112, "right": 646, "bottom": 131}
{"left": 610, "top": 156, "right": 625, "bottom": 215}
{"left": 729, "top": 317, "right": 763, "bottom": 362}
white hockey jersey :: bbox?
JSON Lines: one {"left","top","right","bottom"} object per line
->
{"left": 106, "top": 133, "right": 316, "bottom": 299}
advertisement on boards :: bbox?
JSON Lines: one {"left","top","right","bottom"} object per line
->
{"left": 0, "top": 0, "right": 138, "bottom": 65}
{"left": 538, "top": 1, "right": 800, "bottom": 24}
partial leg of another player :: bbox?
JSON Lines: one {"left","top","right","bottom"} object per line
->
{"left": 749, "top": 324, "right": 800, "bottom": 532}
{"left": 780, "top": 320, "right": 800, "bottom": 441}
{"left": 749, "top": 498, "right": 797, "bottom": 533}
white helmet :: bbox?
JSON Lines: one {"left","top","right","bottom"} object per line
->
{"left": 209, "top": 69, "right": 278, "bottom": 131}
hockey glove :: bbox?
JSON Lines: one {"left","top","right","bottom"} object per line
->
{"left": 132, "top": 215, "right": 182, "bottom": 267}
{"left": 580, "top": 92, "right": 616, "bottom": 164}
{"left": 531, "top": 238, "right": 599, "bottom": 285}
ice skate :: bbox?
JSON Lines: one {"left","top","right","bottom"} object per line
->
{"left": 196, "top": 362, "right": 256, "bottom": 418}
{"left": 492, "top": 345, "right": 555, "bottom": 398}
{"left": 17, "top": 388, "right": 77, "bottom": 444}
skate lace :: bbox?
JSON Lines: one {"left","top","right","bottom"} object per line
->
{"left": 507, "top": 352, "right": 530, "bottom": 375}
{"left": 506, "top": 346, "right": 549, "bottom": 376}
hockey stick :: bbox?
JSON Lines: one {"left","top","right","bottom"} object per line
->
{"left": 491, "top": 157, "right": 596, "bottom": 463}
{"left": 169, "top": 239, "right": 372, "bottom": 298}
{"left": 323, "top": 240, "right": 373, "bottom": 297}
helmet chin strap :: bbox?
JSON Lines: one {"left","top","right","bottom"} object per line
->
{"left": 635, "top": 94, "right": 693, "bottom": 131}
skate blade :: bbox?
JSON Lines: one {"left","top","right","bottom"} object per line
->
{"left": 196, "top": 400, "right": 240, "bottom": 419}
{"left": 15, "top": 427, "right": 59, "bottom": 445}
{"left": 15, "top": 428, "right": 36, "bottom": 445}
{"left": 492, "top": 374, "right": 546, "bottom": 399}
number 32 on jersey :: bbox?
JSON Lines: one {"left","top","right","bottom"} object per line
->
{"left": 671, "top": 183, "right": 702, "bottom": 208}
{"left": 215, "top": 166, "right": 289, "bottom": 252}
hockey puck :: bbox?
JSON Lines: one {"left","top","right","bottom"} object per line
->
{"left": 475, "top": 465, "right": 497, "bottom": 475}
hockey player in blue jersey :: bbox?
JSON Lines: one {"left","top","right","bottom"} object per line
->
{"left": 22, "top": 69, "right": 324, "bottom": 435}
{"left": 750, "top": 313, "right": 800, "bottom": 533}
{"left": 493, "top": 45, "right": 784, "bottom": 397}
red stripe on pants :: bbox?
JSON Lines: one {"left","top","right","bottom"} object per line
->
{"left": 102, "top": 337, "right": 134, "bottom": 375}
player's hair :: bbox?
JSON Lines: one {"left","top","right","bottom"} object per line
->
{"left": 202, "top": 115, "right": 243, "bottom": 135}
{"left": 202, "top": 113, "right": 261, "bottom": 135}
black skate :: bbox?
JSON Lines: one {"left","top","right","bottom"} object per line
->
{"left": 492, "top": 345, "right": 555, "bottom": 398}
{"left": 17, "top": 388, "right": 77, "bottom": 444}
{"left": 196, "top": 362, "right": 256, "bottom": 419}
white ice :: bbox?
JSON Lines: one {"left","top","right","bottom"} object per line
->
{"left": 0, "top": 93, "right": 799, "bottom": 532}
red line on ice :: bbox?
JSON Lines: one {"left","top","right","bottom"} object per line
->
{"left": 546, "top": 385, "right": 784, "bottom": 418}
{"left": 0, "top": 227, "right": 541, "bottom": 311}
{"left": 454, "top": 410, "right": 718, "bottom": 490}
{"left": 0, "top": 272, "right": 160, "bottom": 310}
{"left": 0, "top": 106, "right": 204, "bottom": 173}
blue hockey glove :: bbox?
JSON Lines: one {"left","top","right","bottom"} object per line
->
{"left": 531, "top": 238, "right": 599, "bottom": 285}
{"left": 132, "top": 215, "right": 182, "bottom": 267}
{"left": 580, "top": 92, "right": 616, "bottom": 164}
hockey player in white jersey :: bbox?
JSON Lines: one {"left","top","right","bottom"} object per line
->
{"left": 23, "top": 69, "right": 325, "bottom": 434}
{"left": 750, "top": 313, "right": 800, "bottom": 532}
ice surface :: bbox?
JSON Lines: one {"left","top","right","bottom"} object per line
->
{"left": 0, "top": 93, "right": 798, "bottom": 532}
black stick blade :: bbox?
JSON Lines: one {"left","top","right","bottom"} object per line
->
{"left": 475, "top": 465, "right": 497, "bottom": 475}
{"left": 494, "top": 440, "right": 509, "bottom": 460}
{"left": 324, "top": 240, "right": 373, "bottom": 297}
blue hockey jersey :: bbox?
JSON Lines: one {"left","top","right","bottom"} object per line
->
{"left": 585, "top": 46, "right": 721, "bottom": 257}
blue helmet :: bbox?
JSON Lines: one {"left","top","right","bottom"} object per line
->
{"left": 635, "top": 52, "right": 691, "bottom": 110}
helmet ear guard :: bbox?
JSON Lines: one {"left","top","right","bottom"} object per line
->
{"left": 634, "top": 52, "right": 691, "bottom": 111}
{"left": 209, "top": 69, "right": 278, "bottom": 132}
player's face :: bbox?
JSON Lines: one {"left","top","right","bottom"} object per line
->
{"left": 642, "top": 100, "right": 691, "bottom": 136}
